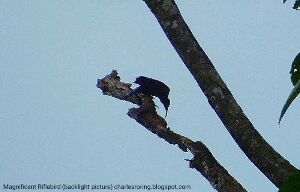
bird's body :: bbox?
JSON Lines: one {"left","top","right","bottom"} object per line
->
{"left": 129, "top": 76, "right": 170, "bottom": 117}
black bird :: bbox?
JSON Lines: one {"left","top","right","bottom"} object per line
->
{"left": 128, "top": 76, "right": 170, "bottom": 117}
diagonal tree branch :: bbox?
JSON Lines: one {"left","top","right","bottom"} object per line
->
{"left": 97, "top": 70, "right": 247, "bottom": 192}
{"left": 142, "top": 0, "right": 298, "bottom": 188}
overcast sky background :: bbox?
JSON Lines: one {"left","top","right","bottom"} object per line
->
{"left": 1, "top": 1, "right": 300, "bottom": 191}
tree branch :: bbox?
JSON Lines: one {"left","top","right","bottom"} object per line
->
{"left": 142, "top": 0, "right": 298, "bottom": 188}
{"left": 97, "top": 70, "right": 247, "bottom": 192}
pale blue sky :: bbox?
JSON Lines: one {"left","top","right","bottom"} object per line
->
{"left": 1, "top": 1, "right": 299, "bottom": 191}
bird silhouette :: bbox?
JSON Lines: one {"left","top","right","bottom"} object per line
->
{"left": 128, "top": 76, "right": 170, "bottom": 117}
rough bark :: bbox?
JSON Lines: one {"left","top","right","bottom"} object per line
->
{"left": 142, "top": 0, "right": 298, "bottom": 188}
{"left": 97, "top": 70, "right": 247, "bottom": 192}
